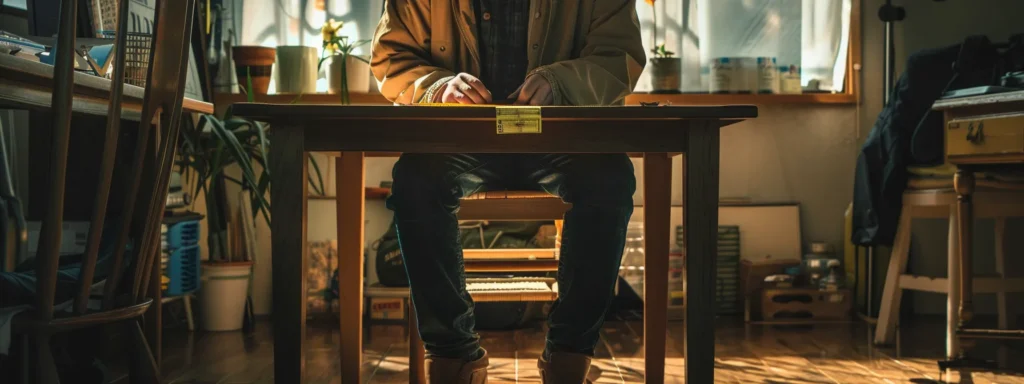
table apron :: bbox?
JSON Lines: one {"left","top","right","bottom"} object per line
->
{"left": 291, "top": 119, "right": 706, "bottom": 153}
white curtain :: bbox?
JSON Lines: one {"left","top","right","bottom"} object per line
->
{"left": 234, "top": 0, "right": 383, "bottom": 92}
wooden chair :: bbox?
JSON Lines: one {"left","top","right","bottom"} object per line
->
{"left": 406, "top": 190, "right": 570, "bottom": 383}
{"left": 874, "top": 171, "right": 1024, "bottom": 358}
{"left": 2, "top": 0, "right": 197, "bottom": 382}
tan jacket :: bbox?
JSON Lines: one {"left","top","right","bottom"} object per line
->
{"left": 370, "top": 0, "right": 646, "bottom": 106}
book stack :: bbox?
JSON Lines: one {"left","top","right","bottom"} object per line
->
{"left": 161, "top": 213, "right": 203, "bottom": 296}
{"left": 717, "top": 226, "right": 741, "bottom": 314}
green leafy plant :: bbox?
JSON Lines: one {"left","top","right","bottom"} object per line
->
{"left": 178, "top": 69, "right": 326, "bottom": 260}
{"left": 178, "top": 110, "right": 270, "bottom": 261}
{"left": 645, "top": 0, "right": 674, "bottom": 59}
{"left": 651, "top": 44, "right": 675, "bottom": 58}
{"left": 319, "top": 19, "right": 370, "bottom": 105}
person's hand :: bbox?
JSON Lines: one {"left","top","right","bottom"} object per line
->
{"left": 436, "top": 73, "right": 493, "bottom": 104}
{"left": 513, "top": 75, "right": 553, "bottom": 105}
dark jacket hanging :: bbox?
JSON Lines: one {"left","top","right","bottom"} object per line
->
{"left": 851, "top": 36, "right": 1008, "bottom": 246}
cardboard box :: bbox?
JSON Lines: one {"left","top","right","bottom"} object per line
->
{"left": 369, "top": 297, "right": 405, "bottom": 320}
{"left": 760, "top": 288, "right": 852, "bottom": 322}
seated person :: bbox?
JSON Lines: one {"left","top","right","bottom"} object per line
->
{"left": 370, "top": 0, "right": 645, "bottom": 382}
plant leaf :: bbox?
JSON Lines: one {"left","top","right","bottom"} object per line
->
{"left": 308, "top": 154, "right": 326, "bottom": 196}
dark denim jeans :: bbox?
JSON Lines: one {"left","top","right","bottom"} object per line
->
{"left": 386, "top": 153, "right": 635, "bottom": 360}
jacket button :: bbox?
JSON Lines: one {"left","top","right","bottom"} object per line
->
{"left": 439, "top": 46, "right": 446, "bottom": 52}
{"left": 532, "top": 44, "right": 539, "bottom": 50}
{"left": 483, "top": 12, "right": 491, "bottom": 21}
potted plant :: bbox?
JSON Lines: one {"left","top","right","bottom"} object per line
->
{"left": 231, "top": 46, "right": 275, "bottom": 95}
{"left": 319, "top": 19, "right": 371, "bottom": 104}
{"left": 645, "top": 0, "right": 681, "bottom": 93}
{"left": 178, "top": 95, "right": 325, "bottom": 330}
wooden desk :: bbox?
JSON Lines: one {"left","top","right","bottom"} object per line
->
{"left": 934, "top": 90, "right": 1024, "bottom": 351}
{"left": 0, "top": 54, "right": 213, "bottom": 117}
{"left": 234, "top": 103, "right": 757, "bottom": 383}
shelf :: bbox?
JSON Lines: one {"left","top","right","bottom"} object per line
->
{"left": 215, "top": 92, "right": 390, "bottom": 107}
{"left": 214, "top": 91, "right": 856, "bottom": 110}
{"left": 625, "top": 92, "right": 856, "bottom": 105}
{"left": 308, "top": 187, "right": 390, "bottom": 200}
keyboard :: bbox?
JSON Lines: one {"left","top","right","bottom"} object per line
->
{"left": 465, "top": 277, "right": 557, "bottom": 302}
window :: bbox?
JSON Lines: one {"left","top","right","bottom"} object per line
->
{"left": 635, "top": 0, "right": 852, "bottom": 93}
{"left": 233, "top": 0, "right": 852, "bottom": 95}
{"left": 236, "top": 0, "right": 382, "bottom": 92}
{"left": 4, "top": 0, "right": 28, "bottom": 10}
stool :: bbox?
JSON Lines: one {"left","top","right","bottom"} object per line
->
{"left": 874, "top": 176, "right": 1024, "bottom": 358}
{"left": 408, "top": 190, "right": 571, "bottom": 383}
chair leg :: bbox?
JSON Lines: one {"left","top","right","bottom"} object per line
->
{"left": 183, "top": 295, "right": 195, "bottom": 332}
{"left": 408, "top": 303, "right": 426, "bottom": 384}
{"left": 128, "top": 320, "right": 160, "bottom": 384}
{"left": 554, "top": 219, "right": 563, "bottom": 260}
{"left": 874, "top": 206, "right": 913, "bottom": 345}
{"left": 34, "top": 333, "right": 60, "bottom": 384}
{"left": 946, "top": 207, "right": 961, "bottom": 360}
{"left": 994, "top": 218, "right": 1010, "bottom": 330}
{"left": 20, "top": 334, "right": 30, "bottom": 384}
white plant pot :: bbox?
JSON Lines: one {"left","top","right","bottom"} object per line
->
{"left": 275, "top": 46, "right": 318, "bottom": 94}
{"left": 326, "top": 55, "right": 371, "bottom": 94}
{"left": 198, "top": 262, "right": 253, "bottom": 331}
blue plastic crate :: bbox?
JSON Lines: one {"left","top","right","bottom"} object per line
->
{"left": 164, "top": 244, "right": 201, "bottom": 296}
{"left": 162, "top": 219, "right": 200, "bottom": 249}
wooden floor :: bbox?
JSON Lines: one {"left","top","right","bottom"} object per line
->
{"left": 158, "top": 317, "right": 1024, "bottom": 383}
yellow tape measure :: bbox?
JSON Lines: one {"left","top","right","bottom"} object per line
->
{"left": 496, "top": 106, "right": 542, "bottom": 134}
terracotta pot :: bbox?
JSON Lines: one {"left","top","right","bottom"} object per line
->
{"left": 231, "top": 46, "right": 275, "bottom": 95}
{"left": 649, "top": 57, "right": 682, "bottom": 93}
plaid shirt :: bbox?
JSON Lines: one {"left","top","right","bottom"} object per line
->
{"left": 474, "top": 0, "right": 531, "bottom": 101}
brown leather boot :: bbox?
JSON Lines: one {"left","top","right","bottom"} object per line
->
{"left": 425, "top": 350, "right": 489, "bottom": 384}
{"left": 537, "top": 352, "right": 602, "bottom": 384}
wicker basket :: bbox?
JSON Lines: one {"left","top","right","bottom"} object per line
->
{"left": 123, "top": 32, "right": 152, "bottom": 87}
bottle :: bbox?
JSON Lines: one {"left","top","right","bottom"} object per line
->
{"left": 668, "top": 225, "right": 685, "bottom": 306}
{"left": 818, "top": 259, "right": 844, "bottom": 292}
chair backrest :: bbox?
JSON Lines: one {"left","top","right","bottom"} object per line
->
{"left": 29, "top": 0, "right": 196, "bottom": 322}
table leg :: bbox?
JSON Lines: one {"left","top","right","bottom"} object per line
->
{"left": 684, "top": 122, "right": 720, "bottom": 383}
{"left": 270, "top": 126, "right": 308, "bottom": 383}
{"left": 946, "top": 206, "right": 960, "bottom": 359}
{"left": 409, "top": 302, "right": 426, "bottom": 384}
{"left": 643, "top": 153, "right": 672, "bottom": 384}
{"left": 336, "top": 152, "right": 366, "bottom": 383}
{"left": 954, "top": 169, "right": 975, "bottom": 344}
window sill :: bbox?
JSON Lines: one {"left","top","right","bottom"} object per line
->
{"left": 214, "top": 91, "right": 857, "bottom": 110}
{"left": 626, "top": 92, "right": 857, "bottom": 105}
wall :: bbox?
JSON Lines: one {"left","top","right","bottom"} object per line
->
{"left": 859, "top": 0, "right": 1024, "bottom": 316}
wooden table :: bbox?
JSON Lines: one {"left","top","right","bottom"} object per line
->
{"left": 233, "top": 103, "right": 757, "bottom": 383}
{"left": 933, "top": 90, "right": 1024, "bottom": 353}
{"left": 0, "top": 54, "right": 213, "bottom": 117}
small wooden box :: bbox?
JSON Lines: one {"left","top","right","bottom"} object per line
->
{"left": 759, "top": 288, "right": 852, "bottom": 323}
